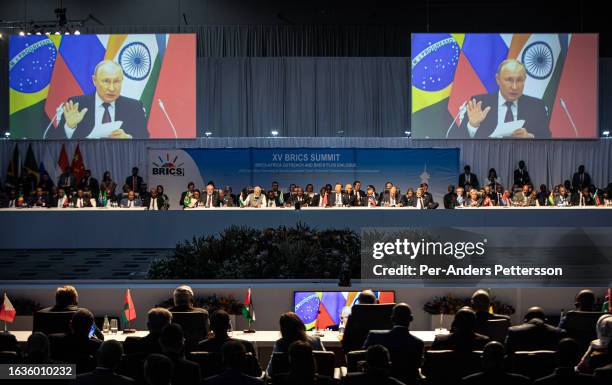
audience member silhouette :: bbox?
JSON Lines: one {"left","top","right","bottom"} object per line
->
{"left": 128, "top": 307, "right": 172, "bottom": 355}
{"left": 76, "top": 340, "right": 135, "bottom": 385}
{"left": 203, "top": 340, "right": 264, "bottom": 385}
{"left": 431, "top": 307, "right": 490, "bottom": 352}
{"left": 274, "top": 341, "right": 335, "bottom": 385}
{"left": 505, "top": 306, "right": 567, "bottom": 353}
{"left": 198, "top": 309, "right": 257, "bottom": 355}
{"left": 577, "top": 314, "right": 612, "bottom": 374}
{"left": 470, "top": 290, "right": 510, "bottom": 334}
{"left": 534, "top": 338, "right": 595, "bottom": 385}
{"left": 559, "top": 289, "right": 598, "bottom": 329}
{"left": 159, "top": 323, "right": 201, "bottom": 385}
{"left": 343, "top": 344, "right": 406, "bottom": 385}
{"left": 460, "top": 341, "right": 531, "bottom": 385}
{"left": 144, "top": 354, "right": 174, "bottom": 385}
{"left": 49, "top": 309, "right": 102, "bottom": 373}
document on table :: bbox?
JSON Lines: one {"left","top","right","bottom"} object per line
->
{"left": 86, "top": 121, "right": 124, "bottom": 139}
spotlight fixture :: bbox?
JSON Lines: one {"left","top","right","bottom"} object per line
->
{"left": 19, "top": 31, "right": 25, "bottom": 36}
{"left": 270, "top": 130, "right": 279, "bottom": 137}
{"left": 603, "top": 130, "right": 610, "bottom": 137}
{"left": 404, "top": 130, "right": 412, "bottom": 137}
{"left": 74, "top": 30, "right": 80, "bottom": 35}
{"left": 55, "top": 31, "right": 60, "bottom": 35}
{"left": 4, "top": 131, "right": 11, "bottom": 139}
{"left": 204, "top": 131, "right": 212, "bottom": 138}
{"left": 336, "top": 130, "right": 345, "bottom": 137}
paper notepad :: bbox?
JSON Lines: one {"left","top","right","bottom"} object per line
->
{"left": 86, "top": 121, "right": 124, "bottom": 139}
{"left": 489, "top": 119, "right": 525, "bottom": 138}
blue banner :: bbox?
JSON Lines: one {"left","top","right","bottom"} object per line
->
{"left": 148, "top": 148, "right": 459, "bottom": 209}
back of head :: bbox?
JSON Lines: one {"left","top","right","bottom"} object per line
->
{"left": 70, "top": 308, "right": 94, "bottom": 336}
{"left": 357, "top": 290, "right": 377, "bottom": 304}
{"left": 144, "top": 353, "right": 174, "bottom": 385}
{"left": 482, "top": 341, "right": 505, "bottom": 371}
{"left": 288, "top": 340, "right": 315, "bottom": 377}
{"left": 557, "top": 338, "right": 581, "bottom": 367}
{"left": 366, "top": 345, "right": 391, "bottom": 375}
{"left": 173, "top": 285, "right": 194, "bottom": 308}
{"left": 452, "top": 307, "right": 476, "bottom": 333}
{"left": 391, "top": 303, "right": 413, "bottom": 327}
{"left": 221, "top": 340, "right": 246, "bottom": 370}
{"left": 27, "top": 332, "right": 50, "bottom": 362}
{"left": 575, "top": 289, "right": 596, "bottom": 311}
{"left": 595, "top": 314, "right": 612, "bottom": 348}
{"left": 56, "top": 285, "right": 78, "bottom": 308}
{"left": 210, "top": 310, "right": 231, "bottom": 337}
{"left": 471, "top": 289, "right": 491, "bottom": 313}
{"left": 159, "top": 323, "right": 185, "bottom": 355}
{"left": 524, "top": 307, "right": 546, "bottom": 322}
{"left": 147, "top": 307, "right": 172, "bottom": 334}
{"left": 279, "top": 312, "right": 307, "bottom": 343}
{"left": 97, "top": 340, "right": 124, "bottom": 369}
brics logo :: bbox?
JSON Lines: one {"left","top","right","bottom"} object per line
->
{"left": 152, "top": 153, "right": 185, "bottom": 176}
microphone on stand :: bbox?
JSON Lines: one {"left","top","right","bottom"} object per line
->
{"left": 445, "top": 101, "right": 468, "bottom": 139}
{"left": 158, "top": 99, "right": 178, "bottom": 138}
{"left": 42, "top": 102, "right": 65, "bottom": 139}
{"left": 560, "top": 98, "right": 579, "bottom": 138}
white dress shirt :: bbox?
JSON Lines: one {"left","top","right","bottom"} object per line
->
{"left": 149, "top": 197, "right": 158, "bottom": 210}
{"left": 467, "top": 92, "right": 518, "bottom": 138}
{"left": 64, "top": 93, "right": 116, "bottom": 139}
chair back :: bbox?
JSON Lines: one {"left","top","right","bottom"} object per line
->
{"left": 510, "top": 350, "right": 557, "bottom": 380}
{"left": 313, "top": 350, "right": 336, "bottom": 378}
{"left": 188, "top": 351, "right": 261, "bottom": 378}
{"left": 482, "top": 318, "right": 511, "bottom": 342}
{"left": 423, "top": 350, "right": 482, "bottom": 385}
{"left": 346, "top": 350, "right": 367, "bottom": 373}
{"left": 342, "top": 304, "right": 395, "bottom": 353}
{"left": 171, "top": 311, "right": 209, "bottom": 350}
{"left": 0, "top": 351, "right": 20, "bottom": 364}
{"left": 564, "top": 311, "right": 605, "bottom": 349}
{"left": 33, "top": 310, "right": 75, "bottom": 335}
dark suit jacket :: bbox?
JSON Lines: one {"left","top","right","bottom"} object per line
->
{"left": 572, "top": 172, "right": 592, "bottom": 191}
{"left": 412, "top": 195, "right": 432, "bottom": 209}
{"left": 76, "top": 368, "right": 135, "bottom": 385}
{"left": 363, "top": 326, "right": 424, "bottom": 384}
{"left": 329, "top": 192, "right": 350, "bottom": 206}
{"left": 79, "top": 177, "right": 99, "bottom": 198}
{"left": 48, "top": 333, "right": 102, "bottom": 373}
{"left": 58, "top": 173, "right": 77, "bottom": 190}
{"left": 33, "top": 305, "right": 79, "bottom": 335}
{"left": 505, "top": 318, "right": 567, "bottom": 353}
{"left": 200, "top": 192, "right": 220, "bottom": 207}
{"left": 29, "top": 195, "right": 49, "bottom": 207}
{"left": 343, "top": 373, "right": 405, "bottom": 385}
{"left": 459, "top": 173, "right": 480, "bottom": 189}
{"left": 204, "top": 369, "right": 264, "bottom": 385}
{"left": 198, "top": 336, "right": 257, "bottom": 355}
{"left": 125, "top": 175, "right": 144, "bottom": 192}
{"left": 474, "top": 312, "right": 511, "bottom": 335}
{"left": 380, "top": 193, "right": 402, "bottom": 206}
{"left": 50, "top": 94, "right": 148, "bottom": 139}
{"left": 165, "top": 353, "right": 201, "bottom": 385}
{"left": 461, "top": 371, "right": 532, "bottom": 385}
{"left": 535, "top": 367, "right": 595, "bottom": 385}
{"left": 310, "top": 194, "right": 329, "bottom": 207}
{"left": 451, "top": 92, "right": 550, "bottom": 139}
{"left": 514, "top": 168, "right": 531, "bottom": 187}
{"left": 286, "top": 194, "right": 310, "bottom": 207}
{"left": 431, "top": 332, "right": 490, "bottom": 352}
{"left": 143, "top": 195, "right": 167, "bottom": 210}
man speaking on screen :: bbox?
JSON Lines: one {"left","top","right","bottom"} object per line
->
{"left": 50, "top": 60, "right": 149, "bottom": 139}
{"left": 451, "top": 59, "right": 550, "bottom": 139}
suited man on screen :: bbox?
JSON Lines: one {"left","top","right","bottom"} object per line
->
{"left": 449, "top": 59, "right": 550, "bottom": 139}
{"left": 50, "top": 60, "right": 149, "bottom": 139}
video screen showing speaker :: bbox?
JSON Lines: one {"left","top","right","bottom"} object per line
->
{"left": 411, "top": 33, "right": 598, "bottom": 139}
{"left": 294, "top": 291, "right": 395, "bottom": 330}
{"left": 9, "top": 33, "right": 196, "bottom": 139}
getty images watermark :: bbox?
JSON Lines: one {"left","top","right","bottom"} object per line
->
{"left": 360, "top": 227, "right": 612, "bottom": 286}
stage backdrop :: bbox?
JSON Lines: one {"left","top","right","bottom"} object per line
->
{"left": 148, "top": 148, "right": 459, "bottom": 209}
{"left": 9, "top": 34, "right": 196, "bottom": 139}
{"left": 411, "top": 33, "right": 598, "bottom": 139}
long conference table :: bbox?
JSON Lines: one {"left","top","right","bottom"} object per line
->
{"left": 1, "top": 206, "right": 611, "bottom": 249}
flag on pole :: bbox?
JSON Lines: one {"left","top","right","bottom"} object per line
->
{"left": 58, "top": 144, "right": 70, "bottom": 173}
{"left": 71, "top": 144, "right": 86, "bottom": 181}
{"left": 23, "top": 143, "right": 40, "bottom": 184}
{"left": 603, "top": 288, "right": 612, "bottom": 314}
{"left": 242, "top": 288, "right": 256, "bottom": 322}
{"left": 6, "top": 144, "right": 20, "bottom": 185}
{"left": 121, "top": 289, "right": 137, "bottom": 325}
{"left": 0, "top": 293, "right": 17, "bottom": 323}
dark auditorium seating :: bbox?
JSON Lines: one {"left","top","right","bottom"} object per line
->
{"left": 33, "top": 310, "right": 75, "bottom": 335}
{"left": 188, "top": 351, "right": 261, "bottom": 378}
{"left": 0, "top": 351, "right": 20, "bottom": 364}
{"left": 342, "top": 303, "right": 395, "bottom": 353}
{"left": 510, "top": 350, "right": 557, "bottom": 380}
{"left": 423, "top": 350, "right": 482, "bottom": 385}
{"left": 481, "top": 318, "right": 511, "bottom": 342}
{"left": 170, "top": 311, "right": 209, "bottom": 350}
{"left": 563, "top": 311, "right": 606, "bottom": 349}
{"left": 346, "top": 350, "right": 367, "bottom": 373}
{"left": 268, "top": 351, "right": 336, "bottom": 378}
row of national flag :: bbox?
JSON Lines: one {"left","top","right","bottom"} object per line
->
{"left": 5, "top": 143, "right": 86, "bottom": 185}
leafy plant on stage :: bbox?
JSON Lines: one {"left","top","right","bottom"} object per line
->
{"left": 156, "top": 294, "right": 244, "bottom": 315}
{"left": 147, "top": 223, "right": 361, "bottom": 280}
{"left": 423, "top": 294, "right": 515, "bottom": 316}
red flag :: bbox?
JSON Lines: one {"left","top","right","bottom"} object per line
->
{"left": 147, "top": 35, "right": 197, "bottom": 138}
{"left": 45, "top": 54, "right": 84, "bottom": 129}
{"left": 71, "top": 144, "right": 86, "bottom": 181}
{"left": 122, "top": 289, "right": 137, "bottom": 323}
{"left": 548, "top": 35, "right": 598, "bottom": 138}
{"left": 0, "top": 293, "right": 16, "bottom": 323}
{"left": 58, "top": 144, "right": 70, "bottom": 173}
{"left": 447, "top": 52, "right": 488, "bottom": 125}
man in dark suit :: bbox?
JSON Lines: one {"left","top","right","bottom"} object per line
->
{"left": 343, "top": 345, "right": 405, "bottom": 385}
{"left": 204, "top": 340, "right": 264, "bottom": 385}
{"left": 49, "top": 60, "right": 148, "bottom": 139}
{"left": 449, "top": 59, "right": 550, "bottom": 139}
{"left": 505, "top": 307, "right": 567, "bottom": 353}
{"left": 126, "top": 307, "right": 172, "bottom": 355}
{"left": 444, "top": 185, "right": 457, "bottom": 209}
{"left": 201, "top": 183, "right": 219, "bottom": 208}
{"left": 144, "top": 354, "right": 174, "bottom": 385}
{"left": 572, "top": 165, "right": 592, "bottom": 192}
{"left": 413, "top": 187, "right": 432, "bottom": 209}
{"left": 431, "top": 307, "right": 490, "bottom": 352}
{"left": 459, "top": 165, "right": 479, "bottom": 190}
{"left": 34, "top": 285, "right": 85, "bottom": 335}
{"left": 535, "top": 338, "right": 596, "bottom": 385}
{"left": 353, "top": 181, "right": 366, "bottom": 206}
{"left": 125, "top": 167, "right": 144, "bottom": 193}
{"left": 363, "top": 303, "right": 424, "bottom": 385}
{"left": 76, "top": 340, "right": 134, "bottom": 385}
{"left": 311, "top": 187, "right": 330, "bottom": 207}
{"left": 179, "top": 182, "right": 196, "bottom": 208}
{"left": 58, "top": 169, "right": 77, "bottom": 193}
{"left": 159, "top": 323, "right": 201, "bottom": 385}
{"left": 79, "top": 170, "right": 99, "bottom": 199}
{"left": 198, "top": 310, "right": 258, "bottom": 356}
{"left": 329, "top": 183, "right": 349, "bottom": 207}
{"left": 470, "top": 289, "right": 511, "bottom": 334}
{"left": 144, "top": 188, "right": 167, "bottom": 210}
{"left": 217, "top": 188, "right": 235, "bottom": 207}
{"left": 49, "top": 309, "right": 103, "bottom": 374}
{"left": 461, "top": 341, "right": 531, "bottom": 385}
{"left": 168, "top": 285, "right": 210, "bottom": 347}
{"left": 513, "top": 160, "right": 531, "bottom": 187}
{"left": 286, "top": 187, "right": 310, "bottom": 207}
{"left": 29, "top": 187, "right": 50, "bottom": 207}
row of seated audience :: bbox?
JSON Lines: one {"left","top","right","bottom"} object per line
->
{"left": 3, "top": 162, "right": 612, "bottom": 209}
{"left": 0, "top": 286, "right": 611, "bottom": 384}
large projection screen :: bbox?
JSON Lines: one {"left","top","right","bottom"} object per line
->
{"left": 9, "top": 33, "right": 196, "bottom": 139}
{"left": 411, "top": 33, "right": 598, "bottom": 139}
